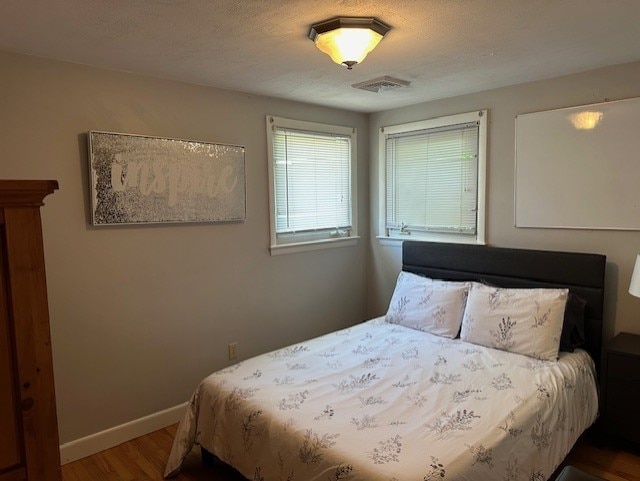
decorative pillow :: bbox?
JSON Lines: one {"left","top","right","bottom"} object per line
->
{"left": 460, "top": 283, "right": 569, "bottom": 361}
{"left": 559, "top": 292, "right": 587, "bottom": 352}
{"left": 385, "top": 272, "right": 470, "bottom": 338}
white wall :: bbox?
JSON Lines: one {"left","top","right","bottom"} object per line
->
{"left": 368, "top": 60, "right": 640, "bottom": 344}
{"left": 0, "top": 50, "right": 369, "bottom": 445}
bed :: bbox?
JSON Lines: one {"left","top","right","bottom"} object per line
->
{"left": 165, "top": 241, "right": 606, "bottom": 481}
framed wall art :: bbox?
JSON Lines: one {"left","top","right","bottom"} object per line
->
{"left": 88, "top": 131, "right": 246, "bottom": 226}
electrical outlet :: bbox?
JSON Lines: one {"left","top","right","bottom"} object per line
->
{"left": 228, "top": 342, "right": 238, "bottom": 360}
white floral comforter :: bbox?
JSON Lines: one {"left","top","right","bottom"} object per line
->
{"left": 165, "top": 318, "right": 598, "bottom": 481}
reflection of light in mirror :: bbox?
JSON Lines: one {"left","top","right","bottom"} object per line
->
{"left": 568, "top": 111, "right": 603, "bottom": 130}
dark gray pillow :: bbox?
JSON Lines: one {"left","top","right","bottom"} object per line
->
{"left": 559, "top": 293, "right": 587, "bottom": 352}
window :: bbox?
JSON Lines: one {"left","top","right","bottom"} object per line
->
{"left": 379, "top": 110, "right": 487, "bottom": 244}
{"left": 267, "top": 116, "right": 358, "bottom": 255}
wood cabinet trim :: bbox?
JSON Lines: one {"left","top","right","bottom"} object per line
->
{"left": 0, "top": 180, "right": 60, "bottom": 481}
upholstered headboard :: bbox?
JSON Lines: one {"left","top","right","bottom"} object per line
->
{"left": 402, "top": 241, "right": 606, "bottom": 368}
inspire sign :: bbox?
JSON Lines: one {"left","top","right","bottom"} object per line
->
{"left": 88, "top": 131, "right": 245, "bottom": 225}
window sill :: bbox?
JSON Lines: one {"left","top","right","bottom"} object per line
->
{"left": 376, "top": 236, "right": 405, "bottom": 247}
{"left": 270, "top": 236, "right": 360, "bottom": 256}
{"left": 376, "top": 235, "right": 486, "bottom": 247}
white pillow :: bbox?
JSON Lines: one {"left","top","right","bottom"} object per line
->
{"left": 460, "top": 283, "right": 568, "bottom": 361}
{"left": 385, "top": 272, "right": 470, "bottom": 338}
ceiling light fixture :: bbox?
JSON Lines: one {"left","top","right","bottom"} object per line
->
{"left": 308, "top": 17, "right": 391, "bottom": 70}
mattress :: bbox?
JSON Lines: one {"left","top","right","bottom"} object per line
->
{"left": 165, "top": 317, "right": 598, "bottom": 480}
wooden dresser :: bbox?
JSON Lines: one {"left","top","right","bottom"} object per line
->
{"left": 0, "top": 180, "right": 60, "bottom": 481}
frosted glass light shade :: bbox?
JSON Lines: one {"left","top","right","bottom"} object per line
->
{"left": 309, "top": 17, "right": 391, "bottom": 69}
{"left": 630, "top": 254, "right": 640, "bottom": 298}
{"left": 314, "top": 28, "right": 383, "bottom": 67}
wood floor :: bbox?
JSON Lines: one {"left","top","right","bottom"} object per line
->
{"left": 61, "top": 424, "right": 640, "bottom": 481}
{"left": 60, "top": 424, "right": 244, "bottom": 481}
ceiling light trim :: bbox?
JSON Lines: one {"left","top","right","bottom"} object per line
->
{"left": 308, "top": 17, "right": 391, "bottom": 39}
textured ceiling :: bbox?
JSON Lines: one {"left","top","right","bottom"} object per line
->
{"left": 1, "top": 0, "right": 640, "bottom": 113}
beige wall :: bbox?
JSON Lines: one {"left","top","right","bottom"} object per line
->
{"left": 4, "top": 47, "right": 640, "bottom": 447}
{"left": 0, "top": 51, "right": 369, "bottom": 443}
{"left": 368, "top": 60, "right": 640, "bottom": 344}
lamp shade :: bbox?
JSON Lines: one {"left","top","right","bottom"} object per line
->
{"left": 309, "top": 17, "right": 391, "bottom": 69}
{"left": 630, "top": 254, "right": 640, "bottom": 298}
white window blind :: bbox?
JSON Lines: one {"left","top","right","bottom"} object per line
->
{"left": 272, "top": 127, "right": 352, "bottom": 235}
{"left": 385, "top": 121, "right": 479, "bottom": 236}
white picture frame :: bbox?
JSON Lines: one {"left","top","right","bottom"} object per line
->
{"left": 515, "top": 97, "right": 640, "bottom": 230}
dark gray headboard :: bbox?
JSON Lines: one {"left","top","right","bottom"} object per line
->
{"left": 402, "top": 241, "right": 606, "bottom": 367}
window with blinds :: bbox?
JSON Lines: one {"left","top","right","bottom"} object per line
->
{"left": 380, "top": 110, "right": 486, "bottom": 244}
{"left": 267, "top": 116, "right": 358, "bottom": 254}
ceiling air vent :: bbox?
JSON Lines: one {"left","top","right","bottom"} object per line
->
{"left": 352, "top": 76, "right": 410, "bottom": 93}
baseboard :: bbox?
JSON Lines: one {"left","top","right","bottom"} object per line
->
{"left": 59, "top": 402, "right": 188, "bottom": 464}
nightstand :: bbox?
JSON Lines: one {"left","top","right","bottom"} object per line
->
{"left": 601, "top": 332, "right": 640, "bottom": 446}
